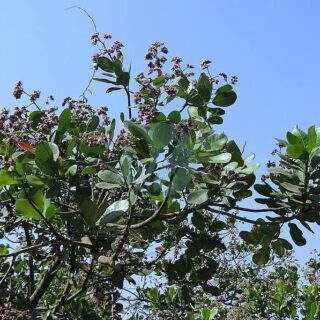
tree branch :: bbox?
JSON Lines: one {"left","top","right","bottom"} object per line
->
{"left": 23, "top": 222, "right": 35, "bottom": 295}
{"left": 29, "top": 254, "right": 63, "bottom": 308}
{"left": 0, "top": 241, "right": 54, "bottom": 258}
{"left": 0, "top": 256, "right": 16, "bottom": 287}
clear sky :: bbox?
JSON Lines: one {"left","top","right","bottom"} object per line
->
{"left": 1, "top": 1, "right": 320, "bottom": 261}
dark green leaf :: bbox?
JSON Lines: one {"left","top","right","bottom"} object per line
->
{"left": 252, "top": 247, "right": 270, "bottom": 265}
{"left": 254, "top": 183, "right": 273, "bottom": 197}
{"left": 216, "top": 84, "right": 233, "bottom": 94}
{"left": 87, "top": 115, "right": 100, "bottom": 132}
{"left": 197, "top": 73, "right": 212, "bottom": 102}
{"left": 167, "top": 111, "right": 181, "bottom": 124}
{"left": 58, "top": 109, "right": 71, "bottom": 133}
{"left": 29, "top": 111, "right": 45, "bottom": 130}
{"left": 124, "top": 121, "right": 154, "bottom": 147}
{"left": 106, "top": 86, "right": 122, "bottom": 93}
{"left": 97, "top": 57, "right": 115, "bottom": 72}
{"left": 116, "top": 72, "right": 130, "bottom": 86}
{"left": 213, "top": 90, "right": 237, "bottom": 107}
{"left": 289, "top": 223, "right": 306, "bottom": 246}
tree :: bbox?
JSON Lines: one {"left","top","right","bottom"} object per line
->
{"left": 0, "top": 28, "right": 319, "bottom": 319}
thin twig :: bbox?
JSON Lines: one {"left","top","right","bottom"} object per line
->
{"left": 0, "top": 241, "right": 54, "bottom": 258}
{"left": 0, "top": 256, "right": 16, "bottom": 287}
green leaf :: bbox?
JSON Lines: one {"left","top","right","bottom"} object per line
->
{"left": 124, "top": 121, "right": 154, "bottom": 147}
{"left": 280, "top": 182, "right": 301, "bottom": 193}
{"left": 277, "top": 238, "right": 293, "bottom": 250}
{"left": 226, "top": 140, "right": 244, "bottom": 166}
{"left": 36, "top": 142, "right": 59, "bottom": 162}
{"left": 43, "top": 198, "right": 57, "bottom": 220}
{"left": 191, "top": 212, "right": 206, "bottom": 230}
{"left": 116, "top": 72, "right": 130, "bottom": 86}
{"left": 307, "top": 125, "right": 317, "bottom": 152}
{"left": 97, "top": 200, "right": 129, "bottom": 225}
{"left": 152, "top": 75, "right": 166, "bottom": 88}
{"left": 114, "top": 58, "right": 123, "bottom": 75}
{"left": 188, "top": 106, "right": 202, "bottom": 121}
{"left": 202, "top": 308, "right": 211, "bottom": 320}
{"left": 287, "top": 144, "right": 305, "bottom": 158}
{"left": 26, "top": 175, "right": 49, "bottom": 186}
{"left": 239, "top": 231, "right": 259, "bottom": 245}
{"left": 167, "top": 111, "right": 181, "bottom": 124}
{"left": 188, "top": 90, "right": 205, "bottom": 106}
{"left": 196, "top": 73, "right": 212, "bottom": 102}
{"left": 150, "top": 122, "right": 173, "bottom": 149}
{"left": 106, "top": 86, "right": 122, "bottom": 93}
{"left": 15, "top": 198, "right": 41, "bottom": 220}
{"left": 79, "top": 199, "right": 99, "bottom": 227}
{"left": 58, "top": 108, "right": 71, "bottom": 133}
{"left": 151, "top": 112, "right": 166, "bottom": 123}
{"left": 187, "top": 190, "right": 209, "bottom": 205}
{"left": 0, "top": 170, "right": 17, "bottom": 188}
{"left": 216, "top": 84, "right": 233, "bottom": 94}
{"left": 96, "top": 182, "right": 121, "bottom": 189}
{"left": 0, "top": 245, "right": 8, "bottom": 255}
{"left": 98, "top": 170, "right": 122, "bottom": 184}
{"left": 287, "top": 131, "right": 302, "bottom": 145}
{"left": 272, "top": 239, "right": 286, "bottom": 257}
{"left": 254, "top": 183, "right": 273, "bottom": 197}
{"left": 82, "top": 167, "right": 97, "bottom": 175}
{"left": 120, "top": 155, "right": 131, "bottom": 178}
{"left": 289, "top": 223, "right": 306, "bottom": 246}
{"left": 93, "top": 78, "right": 117, "bottom": 85}
{"left": 97, "top": 57, "right": 115, "bottom": 72}
{"left": 66, "top": 164, "right": 77, "bottom": 176}
{"left": 201, "top": 283, "right": 221, "bottom": 296}
{"left": 172, "top": 168, "right": 191, "bottom": 191}
{"left": 148, "top": 183, "right": 162, "bottom": 196}
{"left": 208, "top": 152, "right": 231, "bottom": 164}
{"left": 252, "top": 247, "right": 270, "bottom": 265}
{"left": 35, "top": 142, "right": 59, "bottom": 176}
{"left": 213, "top": 90, "right": 237, "bottom": 107}
{"left": 29, "top": 111, "right": 45, "bottom": 130}
{"left": 206, "top": 134, "right": 227, "bottom": 151}
{"left": 80, "top": 141, "right": 105, "bottom": 157}
{"left": 87, "top": 115, "right": 100, "bottom": 132}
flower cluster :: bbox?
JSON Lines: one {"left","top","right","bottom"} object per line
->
{"left": 62, "top": 97, "right": 95, "bottom": 122}
{"left": 13, "top": 81, "right": 24, "bottom": 99}
{"left": 145, "top": 41, "right": 169, "bottom": 74}
{"left": 97, "top": 106, "right": 111, "bottom": 126}
{"left": 137, "top": 106, "right": 158, "bottom": 124}
{"left": 176, "top": 119, "right": 198, "bottom": 136}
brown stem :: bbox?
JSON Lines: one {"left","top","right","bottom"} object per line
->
{"left": 128, "top": 180, "right": 173, "bottom": 230}
{"left": 29, "top": 254, "right": 63, "bottom": 308}
{"left": 23, "top": 223, "right": 35, "bottom": 294}
{"left": 124, "top": 86, "right": 132, "bottom": 119}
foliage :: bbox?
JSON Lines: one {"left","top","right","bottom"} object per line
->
{"left": 0, "top": 28, "right": 319, "bottom": 319}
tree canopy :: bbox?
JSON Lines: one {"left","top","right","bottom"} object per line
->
{"left": 0, "top": 28, "right": 319, "bottom": 319}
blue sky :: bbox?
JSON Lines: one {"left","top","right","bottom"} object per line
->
{"left": 1, "top": 1, "right": 320, "bottom": 261}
